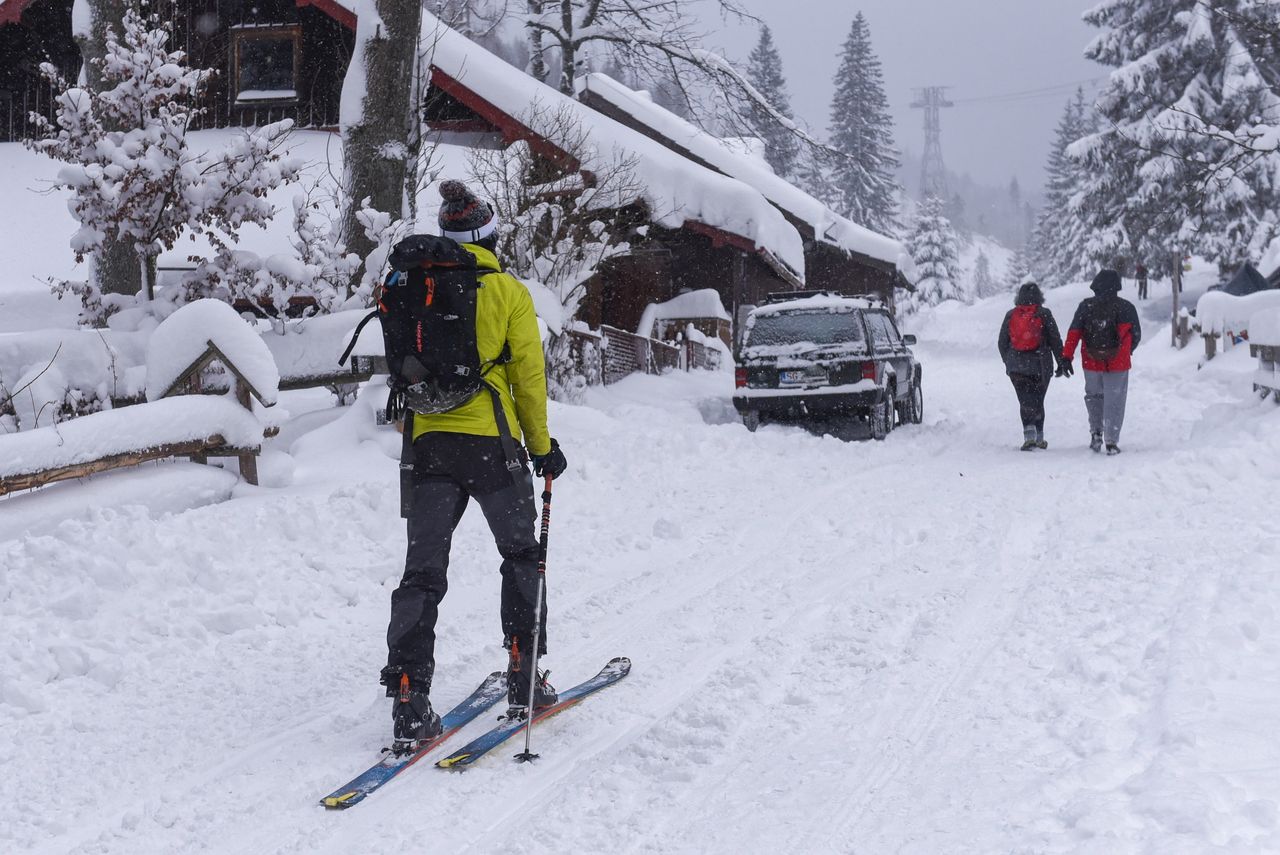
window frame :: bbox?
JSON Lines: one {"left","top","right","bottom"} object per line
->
{"left": 230, "top": 24, "right": 302, "bottom": 106}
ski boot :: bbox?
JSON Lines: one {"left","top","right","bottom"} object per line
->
{"left": 505, "top": 642, "right": 558, "bottom": 718}
{"left": 389, "top": 673, "right": 441, "bottom": 751}
{"left": 1089, "top": 432, "right": 1104, "bottom": 453}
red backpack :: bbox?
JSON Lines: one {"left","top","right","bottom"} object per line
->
{"left": 1008, "top": 305, "right": 1043, "bottom": 351}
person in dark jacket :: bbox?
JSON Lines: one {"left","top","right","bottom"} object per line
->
{"left": 998, "top": 282, "right": 1068, "bottom": 450}
{"left": 1061, "top": 269, "right": 1142, "bottom": 454}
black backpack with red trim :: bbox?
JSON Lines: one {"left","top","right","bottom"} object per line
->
{"left": 340, "top": 235, "right": 496, "bottom": 420}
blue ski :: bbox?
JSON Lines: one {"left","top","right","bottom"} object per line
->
{"left": 320, "top": 671, "right": 508, "bottom": 809}
{"left": 436, "top": 657, "right": 631, "bottom": 770}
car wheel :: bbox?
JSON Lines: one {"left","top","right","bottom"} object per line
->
{"left": 907, "top": 380, "right": 924, "bottom": 424}
{"left": 743, "top": 410, "right": 761, "bottom": 432}
{"left": 870, "top": 394, "right": 892, "bottom": 441}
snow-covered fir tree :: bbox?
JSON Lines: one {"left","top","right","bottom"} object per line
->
{"left": 745, "top": 25, "right": 798, "bottom": 178}
{"left": 1005, "top": 247, "right": 1031, "bottom": 290}
{"left": 970, "top": 249, "right": 1000, "bottom": 301}
{"left": 906, "top": 196, "right": 960, "bottom": 310}
{"left": 1071, "top": 0, "right": 1280, "bottom": 274}
{"left": 827, "top": 12, "right": 900, "bottom": 234}
{"left": 1031, "top": 89, "right": 1093, "bottom": 287}
{"left": 28, "top": 9, "right": 302, "bottom": 324}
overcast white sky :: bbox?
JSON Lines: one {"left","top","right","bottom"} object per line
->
{"left": 702, "top": 0, "right": 1104, "bottom": 193}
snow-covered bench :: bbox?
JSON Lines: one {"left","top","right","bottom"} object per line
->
{"left": 1195, "top": 290, "right": 1280, "bottom": 359}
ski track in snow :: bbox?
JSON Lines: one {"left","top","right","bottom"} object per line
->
{"left": 2, "top": 282, "right": 1280, "bottom": 854}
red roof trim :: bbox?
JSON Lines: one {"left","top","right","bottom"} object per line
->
{"left": 428, "top": 67, "right": 581, "bottom": 173}
{"left": 0, "top": 0, "right": 36, "bottom": 26}
{"left": 295, "top": 0, "right": 356, "bottom": 30}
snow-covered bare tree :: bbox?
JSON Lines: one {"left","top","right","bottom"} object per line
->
{"left": 1072, "top": 0, "right": 1280, "bottom": 274}
{"left": 1031, "top": 89, "right": 1094, "bottom": 287}
{"left": 469, "top": 103, "right": 642, "bottom": 399}
{"left": 29, "top": 8, "right": 301, "bottom": 325}
{"left": 827, "top": 12, "right": 900, "bottom": 234}
{"left": 340, "top": 1, "right": 423, "bottom": 280}
{"left": 744, "top": 25, "right": 798, "bottom": 178}
{"left": 906, "top": 196, "right": 960, "bottom": 310}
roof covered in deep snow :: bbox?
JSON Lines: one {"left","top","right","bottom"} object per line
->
{"left": 418, "top": 12, "right": 806, "bottom": 281}
{"left": 574, "top": 72, "right": 905, "bottom": 269}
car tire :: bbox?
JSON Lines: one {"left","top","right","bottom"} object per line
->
{"left": 743, "top": 410, "right": 761, "bottom": 433}
{"left": 870, "top": 393, "right": 892, "bottom": 441}
{"left": 906, "top": 380, "right": 924, "bottom": 425}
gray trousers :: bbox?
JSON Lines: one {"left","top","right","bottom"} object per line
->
{"left": 1083, "top": 369, "right": 1129, "bottom": 444}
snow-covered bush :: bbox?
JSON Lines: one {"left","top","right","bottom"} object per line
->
{"left": 28, "top": 9, "right": 302, "bottom": 324}
{"left": 470, "top": 103, "right": 639, "bottom": 399}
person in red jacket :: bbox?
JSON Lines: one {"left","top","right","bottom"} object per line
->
{"left": 1061, "top": 269, "right": 1142, "bottom": 454}
{"left": 998, "top": 282, "right": 1068, "bottom": 450}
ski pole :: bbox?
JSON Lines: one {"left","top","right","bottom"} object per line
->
{"left": 515, "top": 473, "right": 554, "bottom": 763}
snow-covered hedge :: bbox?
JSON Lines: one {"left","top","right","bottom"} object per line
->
{"left": 1194, "top": 290, "right": 1280, "bottom": 337}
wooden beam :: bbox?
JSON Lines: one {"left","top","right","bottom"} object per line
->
{"left": 0, "top": 436, "right": 228, "bottom": 497}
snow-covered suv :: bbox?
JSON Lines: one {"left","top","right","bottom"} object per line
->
{"left": 732, "top": 294, "right": 923, "bottom": 439}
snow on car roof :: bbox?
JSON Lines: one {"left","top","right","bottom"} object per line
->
{"left": 750, "top": 294, "right": 880, "bottom": 318}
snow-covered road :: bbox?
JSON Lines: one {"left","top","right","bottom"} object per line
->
{"left": 3, "top": 284, "right": 1278, "bottom": 854}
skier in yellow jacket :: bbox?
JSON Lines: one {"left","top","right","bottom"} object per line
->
{"left": 382, "top": 181, "right": 567, "bottom": 743}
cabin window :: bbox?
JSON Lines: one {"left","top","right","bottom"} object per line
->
{"left": 231, "top": 26, "right": 300, "bottom": 104}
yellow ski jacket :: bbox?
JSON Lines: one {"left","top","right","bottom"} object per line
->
{"left": 409, "top": 243, "right": 551, "bottom": 457}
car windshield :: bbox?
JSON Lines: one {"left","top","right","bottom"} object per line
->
{"left": 747, "top": 310, "right": 865, "bottom": 348}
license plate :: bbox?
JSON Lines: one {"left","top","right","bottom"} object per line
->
{"left": 779, "top": 370, "right": 805, "bottom": 385}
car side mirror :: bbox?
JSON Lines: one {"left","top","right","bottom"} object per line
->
{"left": 902, "top": 334, "right": 917, "bottom": 346}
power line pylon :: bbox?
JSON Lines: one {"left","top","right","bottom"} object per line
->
{"left": 911, "top": 86, "right": 953, "bottom": 200}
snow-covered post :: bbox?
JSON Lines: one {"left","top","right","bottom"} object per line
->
{"left": 340, "top": 1, "right": 422, "bottom": 285}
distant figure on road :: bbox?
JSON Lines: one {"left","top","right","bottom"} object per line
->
{"left": 1061, "top": 270, "right": 1142, "bottom": 455}
{"left": 998, "top": 282, "right": 1067, "bottom": 451}
{"left": 1136, "top": 263, "right": 1149, "bottom": 300}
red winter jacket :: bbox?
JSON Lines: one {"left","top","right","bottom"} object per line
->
{"left": 1062, "top": 294, "right": 1142, "bottom": 372}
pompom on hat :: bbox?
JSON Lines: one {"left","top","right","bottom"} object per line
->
{"left": 438, "top": 180, "right": 497, "bottom": 242}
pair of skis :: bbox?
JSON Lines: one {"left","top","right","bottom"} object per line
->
{"left": 320, "top": 657, "right": 630, "bottom": 810}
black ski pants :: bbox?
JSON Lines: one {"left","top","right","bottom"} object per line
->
{"left": 385, "top": 433, "right": 546, "bottom": 690}
{"left": 1009, "top": 372, "right": 1049, "bottom": 431}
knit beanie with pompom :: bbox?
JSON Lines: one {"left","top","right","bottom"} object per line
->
{"left": 437, "top": 180, "right": 497, "bottom": 243}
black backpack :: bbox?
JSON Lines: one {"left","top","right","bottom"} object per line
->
{"left": 342, "top": 235, "right": 508, "bottom": 419}
{"left": 1082, "top": 299, "right": 1122, "bottom": 361}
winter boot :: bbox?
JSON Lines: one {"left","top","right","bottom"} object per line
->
{"left": 1020, "top": 439, "right": 1037, "bottom": 451}
{"left": 1089, "top": 432, "right": 1104, "bottom": 453}
{"left": 1106, "top": 443, "right": 1122, "bottom": 456}
{"left": 1035, "top": 428, "right": 1047, "bottom": 450}
{"left": 390, "top": 674, "right": 441, "bottom": 745}
{"left": 506, "top": 642, "right": 558, "bottom": 713}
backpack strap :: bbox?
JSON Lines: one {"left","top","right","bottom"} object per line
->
{"left": 480, "top": 344, "right": 523, "bottom": 480}
{"left": 338, "top": 309, "right": 381, "bottom": 367}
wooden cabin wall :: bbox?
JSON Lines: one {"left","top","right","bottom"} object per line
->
{"left": 0, "top": 0, "right": 76, "bottom": 143}
{"left": 1, "top": 0, "right": 351, "bottom": 141}
{"left": 804, "top": 242, "right": 898, "bottom": 305}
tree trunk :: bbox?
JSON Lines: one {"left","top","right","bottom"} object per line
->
{"left": 341, "top": 1, "right": 421, "bottom": 280}
{"left": 527, "top": 1, "right": 547, "bottom": 82}
{"left": 74, "top": 0, "right": 142, "bottom": 304}
{"left": 558, "top": 0, "right": 575, "bottom": 94}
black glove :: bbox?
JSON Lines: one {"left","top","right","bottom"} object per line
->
{"left": 1055, "top": 359, "right": 1074, "bottom": 378}
{"left": 531, "top": 438, "right": 567, "bottom": 480}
